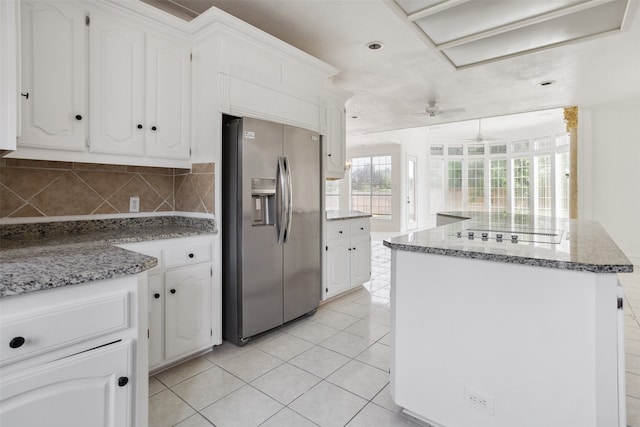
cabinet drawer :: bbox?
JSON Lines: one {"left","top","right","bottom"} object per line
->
{"left": 164, "top": 242, "right": 212, "bottom": 269}
{"left": 0, "top": 292, "right": 130, "bottom": 366}
{"left": 326, "top": 221, "right": 349, "bottom": 240}
{"left": 350, "top": 218, "right": 370, "bottom": 236}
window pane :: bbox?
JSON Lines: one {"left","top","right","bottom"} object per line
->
{"left": 325, "top": 180, "right": 340, "bottom": 210}
{"left": 429, "top": 158, "right": 444, "bottom": 214}
{"left": 468, "top": 144, "right": 485, "bottom": 155}
{"left": 490, "top": 159, "right": 507, "bottom": 213}
{"left": 556, "top": 133, "right": 569, "bottom": 147}
{"left": 448, "top": 145, "right": 463, "bottom": 156}
{"left": 350, "top": 156, "right": 371, "bottom": 214}
{"left": 512, "top": 140, "right": 529, "bottom": 153}
{"left": 447, "top": 160, "right": 463, "bottom": 210}
{"left": 430, "top": 145, "right": 444, "bottom": 155}
{"left": 556, "top": 152, "right": 570, "bottom": 218}
{"left": 490, "top": 143, "right": 507, "bottom": 154}
{"left": 534, "top": 136, "right": 553, "bottom": 151}
{"left": 535, "top": 155, "right": 552, "bottom": 216}
{"left": 512, "top": 157, "right": 530, "bottom": 214}
{"left": 467, "top": 160, "right": 485, "bottom": 211}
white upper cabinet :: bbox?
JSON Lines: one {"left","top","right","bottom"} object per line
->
{"left": 19, "top": 1, "right": 87, "bottom": 151}
{"left": 89, "top": 12, "right": 145, "bottom": 156}
{"left": 323, "top": 86, "right": 350, "bottom": 179}
{"left": 145, "top": 34, "right": 191, "bottom": 160}
{"left": 0, "top": 0, "right": 19, "bottom": 152}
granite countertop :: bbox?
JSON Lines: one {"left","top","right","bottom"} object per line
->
{"left": 0, "top": 216, "right": 217, "bottom": 298}
{"left": 326, "top": 210, "right": 372, "bottom": 221}
{"left": 384, "top": 211, "right": 633, "bottom": 274}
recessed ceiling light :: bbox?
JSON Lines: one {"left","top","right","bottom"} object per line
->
{"left": 366, "top": 41, "right": 384, "bottom": 51}
{"left": 539, "top": 80, "right": 555, "bottom": 87}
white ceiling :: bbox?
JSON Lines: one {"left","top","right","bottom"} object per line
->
{"left": 144, "top": 0, "right": 640, "bottom": 145}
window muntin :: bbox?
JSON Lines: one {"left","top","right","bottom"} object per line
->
{"left": 512, "top": 157, "right": 531, "bottom": 214}
{"left": 490, "top": 159, "right": 507, "bottom": 213}
{"left": 447, "top": 160, "right": 463, "bottom": 210}
{"left": 535, "top": 155, "right": 552, "bottom": 216}
{"left": 467, "top": 160, "right": 485, "bottom": 211}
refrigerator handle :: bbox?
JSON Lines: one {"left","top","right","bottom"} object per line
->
{"left": 284, "top": 156, "right": 293, "bottom": 243}
{"left": 277, "top": 157, "right": 287, "bottom": 244}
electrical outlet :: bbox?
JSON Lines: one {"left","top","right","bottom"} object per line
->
{"left": 129, "top": 196, "right": 140, "bottom": 213}
{"left": 464, "top": 387, "right": 495, "bottom": 415}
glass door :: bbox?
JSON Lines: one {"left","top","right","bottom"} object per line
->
{"left": 406, "top": 156, "right": 417, "bottom": 230}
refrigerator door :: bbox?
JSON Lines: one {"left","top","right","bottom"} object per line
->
{"left": 282, "top": 125, "right": 321, "bottom": 323}
{"left": 240, "top": 117, "right": 284, "bottom": 338}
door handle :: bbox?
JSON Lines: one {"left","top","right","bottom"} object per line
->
{"left": 276, "top": 157, "right": 287, "bottom": 244}
{"left": 283, "top": 156, "right": 293, "bottom": 243}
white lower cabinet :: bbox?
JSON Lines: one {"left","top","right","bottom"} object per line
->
{"left": 0, "top": 275, "right": 146, "bottom": 427}
{"left": 324, "top": 217, "right": 371, "bottom": 300}
{"left": 1, "top": 341, "right": 131, "bottom": 427}
{"left": 119, "top": 235, "right": 220, "bottom": 372}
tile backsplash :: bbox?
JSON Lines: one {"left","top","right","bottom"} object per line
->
{"left": 0, "top": 159, "right": 214, "bottom": 218}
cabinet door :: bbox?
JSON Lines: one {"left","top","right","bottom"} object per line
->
{"left": 145, "top": 34, "right": 191, "bottom": 160}
{"left": 164, "top": 263, "right": 212, "bottom": 360}
{"left": 19, "top": 1, "right": 86, "bottom": 151}
{"left": 148, "top": 274, "right": 163, "bottom": 370}
{"left": 89, "top": 12, "right": 144, "bottom": 156}
{"left": 325, "top": 237, "right": 351, "bottom": 299}
{"left": 350, "top": 233, "right": 371, "bottom": 286}
{"left": 0, "top": 341, "right": 131, "bottom": 427}
{"left": 324, "top": 104, "right": 345, "bottom": 179}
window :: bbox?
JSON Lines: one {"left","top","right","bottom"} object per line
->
{"left": 512, "top": 158, "right": 530, "bottom": 214}
{"left": 556, "top": 152, "right": 570, "bottom": 218}
{"left": 535, "top": 155, "right": 552, "bottom": 216}
{"left": 512, "top": 140, "right": 529, "bottom": 153}
{"left": 468, "top": 144, "right": 485, "bottom": 155}
{"left": 448, "top": 145, "right": 463, "bottom": 156}
{"left": 490, "top": 159, "right": 507, "bottom": 213}
{"left": 447, "top": 160, "right": 463, "bottom": 210}
{"left": 490, "top": 143, "right": 507, "bottom": 154}
{"left": 325, "top": 180, "right": 340, "bottom": 210}
{"left": 430, "top": 145, "right": 444, "bottom": 156}
{"left": 534, "top": 136, "right": 553, "bottom": 151}
{"left": 467, "top": 160, "right": 485, "bottom": 211}
{"left": 429, "top": 159, "right": 444, "bottom": 214}
{"left": 350, "top": 155, "right": 392, "bottom": 219}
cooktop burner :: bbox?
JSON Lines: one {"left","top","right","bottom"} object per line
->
{"left": 450, "top": 228, "right": 564, "bottom": 244}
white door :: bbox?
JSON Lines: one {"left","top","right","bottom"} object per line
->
{"left": 325, "top": 103, "right": 346, "bottom": 178}
{"left": 145, "top": 34, "right": 191, "bottom": 160}
{"left": 164, "top": 263, "right": 212, "bottom": 360}
{"left": 0, "top": 341, "right": 131, "bottom": 427}
{"left": 325, "top": 237, "right": 351, "bottom": 298}
{"left": 89, "top": 12, "right": 144, "bottom": 156}
{"left": 406, "top": 156, "right": 417, "bottom": 230}
{"left": 19, "top": 1, "right": 86, "bottom": 151}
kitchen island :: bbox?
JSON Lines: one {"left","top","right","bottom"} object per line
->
{"left": 384, "top": 212, "right": 633, "bottom": 427}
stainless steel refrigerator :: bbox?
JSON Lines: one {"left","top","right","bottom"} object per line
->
{"left": 221, "top": 115, "right": 321, "bottom": 345}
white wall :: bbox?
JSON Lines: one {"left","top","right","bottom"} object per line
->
{"left": 582, "top": 97, "right": 640, "bottom": 263}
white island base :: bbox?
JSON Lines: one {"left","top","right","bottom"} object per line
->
{"left": 390, "top": 250, "right": 625, "bottom": 427}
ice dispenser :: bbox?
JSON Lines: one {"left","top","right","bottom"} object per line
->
{"left": 251, "top": 178, "right": 276, "bottom": 226}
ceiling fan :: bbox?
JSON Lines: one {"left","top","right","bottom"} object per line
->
{"left": 463, "top": 118, "right": 502, "bottom": 142}
{"left": 412, "top": 101, "right": 465, "bottom": 118}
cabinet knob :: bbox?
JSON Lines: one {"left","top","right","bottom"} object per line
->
{"left": 75, "top": 114, "right": 82, "bottom": 121}
{"left": 328, "top": 153, "right": 332, "bottom": 157}
{"left": 151, "top": 126, "right": 157, "bottom": 131}
{"left": 360, "top": 227, "right": 364, "bottom": 230}
{"left": 9, "top": 336, "right": 25, "bottom": 349}
{"left": 188, "top": 253, "right": 194, "bottom": 259}
{"left": 338, "top": 230, "right": 343, "bottom": 234}
{"left": 352, "top": 247, "right": 356, "bottom": 251}
{"left": 118, "top": 377, "right": 129, "bottom": 387}
{"left": 21, "top": 92, "right": 29, "bottom": 100}
{"left": 170, "top": 289, "right": 176, "bottom": 294}
{"left": 348, "top": 248, "right": 351, "bottom": 251}
{"left": 154, "top": 293, "right": 160, "bottom": 299}
{"left": 137, "top": 124, "right": 143, "bottom": 129}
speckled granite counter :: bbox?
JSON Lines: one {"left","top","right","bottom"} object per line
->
{"left": 326, "top": 210, "right": 372, "bottom": 221}
{"left": 383, "top": 211, "right": 633, "bottom": 273}
{"left": 0, "top": 216, "right": 217, "bottom": 298}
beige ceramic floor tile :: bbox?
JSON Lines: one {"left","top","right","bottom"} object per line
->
{"left": 260, "top": 407, "right": 318, "bottom": 427}
{"left": 200, "top": 385, "right": 282, "bottom": 427}
{"left": 344, "top": 319, "right": 390, "bottom": 341}
{"left": 156, "top": 356, "right": 215, "bottom": 388}
{"left": 355, "top": 342, "right": 390, "bottom": 372}
{"left": 257, "top": 333, "right": 314, "bottom": 361}
{"left": 288, "top": 345, "right": 351, "bottom": 379}
{"left": 289, "top": 381, "right": 367, "bottom": 427}
{"left": 287, "top": 321, "right": 340, "bottom": 344}
{"left": 148, "top": 375, "right": 167, "bottom": 396}
{"left": 326, "top": 359, "right": 389, "bottom": 400}
{"left": 217, "top": 348, "right": 283, "bottom": 382}
{"left": 251, "top": 363, "right": 321, "bottom": 405}
{"left": 319, "top": 330, "right": 375, "bottom": 358}
{"left": 346, "top": 402, "right": 421, "bottom": 427}
{"left": 148, "top": 389, "right": 195, "bottom": 427}
{"left": 171, "top": 366, "right": 245, "bottom": 410}
{"left": 174, "top": 413, "right": 214, "bottom": 427}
